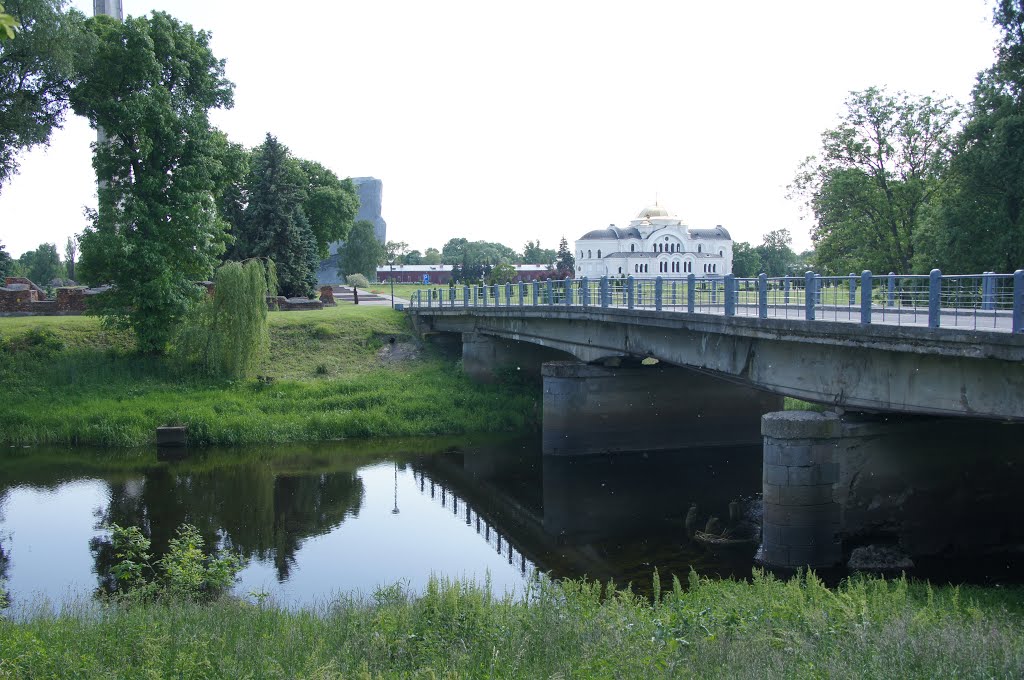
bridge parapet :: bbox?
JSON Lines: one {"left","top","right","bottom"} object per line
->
{"left": 409, "top": 270, "right": 1024, "bottom": 334}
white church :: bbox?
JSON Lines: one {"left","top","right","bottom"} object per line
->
{"left": 574, "top": 204, "right": 733, "bottom": 279}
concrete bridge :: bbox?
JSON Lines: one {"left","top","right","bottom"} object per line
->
{"left": 407, "top": 273, "right": 1024, "bottom": 572}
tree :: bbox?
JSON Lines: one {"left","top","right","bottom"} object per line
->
{"left": 791, "top": 87, "right": 959, "bottom": 274}
{"left": 440, "top": 238, "right": 516, "bottom": 265}
{"left": 296, "top": 158, "right": 359, "bottom": 258}
{"left": 555, "top": 236, "right": 575, "bottom": 278}
{"left": 488, "top": 262, "right": 517, "bottom": 284}
{"left": 384, "top": 240, "right": 408, "bottom": 264}
{"left": 174, "top": 259, "right": 275, "bottom": 379}
{"left": 73, "top": 11, "right": 235, "bottom": 352}
{"left": 0, "top": 240, "right": 12, "bottom": 279}
{"left": 422, "top": 247, "right": 441, "bottom": 265}
{"left": 1, "top": 2, "right": 18, "bottom": 40}
{"left": 0, "top": 0, "right": 85, "bottom": 190}
{"left": 402, "top": 249, "right": 423, "bottom": 265}
{"left": 915, "top": 1, "right": 1024, "bottom": 273}
{"left": 522, "top": 239, "right": 556, "bottom": 265}
{"left": 755, "top": 229, "right": 798, "bottom": 277}
{"left": 731, "top": 241, "right": 760, "bottom": 276}
{"left": 18, "top": 241, "right": 62, "bottom": 283}
{"left": 338, "top": 220, "right": 383, "bottom": 282}
{"left": 63, "top": 235, "right": 76, "bottom": 280}
{"left": 228, "top": 134, "right": 318, "bottom": 298}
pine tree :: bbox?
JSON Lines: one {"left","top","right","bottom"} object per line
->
{"left": 555, "top": 236, "right": 575, "bottom": 278}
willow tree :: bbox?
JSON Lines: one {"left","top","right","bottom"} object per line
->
{"left": 177, "top": 259, "right": 276, "bottom": 379}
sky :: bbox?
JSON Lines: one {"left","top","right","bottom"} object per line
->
{"left": 0, "top": 0, "right": 1005, "bottom": 259}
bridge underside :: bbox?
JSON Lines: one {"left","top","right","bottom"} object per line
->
{"left": 412, "top": 309, "right": 1024, "bottom": 421}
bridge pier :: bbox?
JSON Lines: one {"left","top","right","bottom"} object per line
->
{"left": 542, "top": 360, "right": 783, "bottom": 455}
{"left": 760, "top": 410, "right": 1024, "bottom": 570}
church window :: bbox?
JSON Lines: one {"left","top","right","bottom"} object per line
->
{"left": 597, "top": 250, "right": 601, "bottom": 258}
{"left": 698, "top": 244, "right": 702, "bottom": 253}
{"left": 588, "top": 250, "right": 592, "bottom": 259}
{"left": 720, "top": 249, "right": 723, "bottom": 256}
{"left": 631, "top": 244, "right": 635, "bottom": 252}
{"left": 618, "top": 267, "right": 622, "bottom": 274}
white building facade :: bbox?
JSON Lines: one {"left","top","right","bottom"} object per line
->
{"left": 574, "top": 205, "right": 732, "bottom": 279}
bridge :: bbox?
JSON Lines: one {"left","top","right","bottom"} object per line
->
{"left": 406, "top": 272, "right": 1024, "bottom": 571}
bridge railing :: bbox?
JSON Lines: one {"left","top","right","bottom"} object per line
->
{"left": 408, "top": 270, "right": 1024, "bottom": 333}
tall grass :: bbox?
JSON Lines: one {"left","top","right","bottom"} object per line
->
{"left": 0, "top": 306, "right": 539, "bottom": 447}
{"left": 1, "top": 572, "right": 1021, "bottom": 678}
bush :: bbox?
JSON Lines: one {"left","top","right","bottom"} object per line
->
{"left": 108, "top": 523, "right": 245, "bottom": 603}
{"left": 346, "top": 273, "right": 370, "bottom": 289}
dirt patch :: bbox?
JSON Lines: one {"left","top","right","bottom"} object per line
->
{"left": 376, "top": 340, "right": 422, "bottom": 364}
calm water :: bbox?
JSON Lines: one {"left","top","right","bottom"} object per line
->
{"left": 2, "top": 437, "right": 1018, "bottom": 610}
{"left": 0, "top": 437, "right": 765, "bottom": 607}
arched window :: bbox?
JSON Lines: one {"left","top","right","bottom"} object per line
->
{"left": 634, "top": 264, "right": 638, "bottom": 273}
{"left": 588, "top": 250, "right": 592, "bottom": 259}
{"left": 597, "top": 249, "right": 601, "bottom": 258}
{"left": 719, "top": 249, "right": 724, "bottom": 257}
{"left": 631, "top": 244, "right": 636, "bottom": 252}
{"left": 698, "top": 244, "right": 702, "bottom": 253}
{"left": 618, "top": 267, "right": 622, "bottom": 274}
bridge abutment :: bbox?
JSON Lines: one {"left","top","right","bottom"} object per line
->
{"left": 542, "top": 360, "right": 783, "bottom": 455}
{"left": 461, "top": 332, "right": 571, "bottom": 383}
{"left": 761, "top": 410, "right": 1024, "bottom": 570}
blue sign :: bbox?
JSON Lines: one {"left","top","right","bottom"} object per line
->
{"left": 423, "top": 274, "right": 430, "bottom": 284}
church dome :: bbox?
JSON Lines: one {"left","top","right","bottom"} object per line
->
{"left": 636, "top": 204, "right": 670, "bottom": 219}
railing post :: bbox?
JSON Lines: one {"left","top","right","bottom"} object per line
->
{"left": 784, "top": 276, "right": 791, "bottom": 305}
{"left": 564, "top": 278, "right": 573, "bottom": 306}
{"left": 546, "top": 279, "right": 553, "bottom": 305}
{"left": 506, "top": 283, "right": 512, "bottom": 306}
{"left": 518, "top": 282, "right": 525, "bottom": 306}
{"left": 982, "top": 272, "right": 995, "bottom": 311}
{"left": 427, "top": 288, "right": 432, "bottom": 309}
{"left": 450, "top": 287, "right": 455, "bottom": 306}
{"left": 928, "top": 269, "right": 942, "bottom": 328}
{"left": 758, "top": 273, "right": 768, "bottom": 319}
{"left": 493, "top": 284, "right": 500, "bottom": 306}
{"left": 804, "top": 271, "right": 815, "bottom": 320}
{"left": 724, "top": 275, "right": 736, "bottom": 316}
{"left": 860, "top": 271, "right": 872, "bottom": 324}
{"left": 600, "top": 276, "right": 609, "bottom": 307}
{"left": 481, "top": 284, "right": 487, "bottom": 308}
{"left": 887, "top": 272, "right": 896, "bottom": 307}
{"left": 687, "top": 274, "right": 696, "bottom": 313}
{"left": 1014, "top": 269, "right": 1024, "bottom": 333}
{"left": 627, "top": 276, "right": 635, "bottom": 310}
{"left": 472, "top": 285, "right": 478, "bottom": 306}
{"left": 848, "top": 273, "right": 856, "bottom": 307}
{"left": 532, "top": 280, "right": 539, "bottom": 306}
{"left": 582, "top": 277, "right": 590, "bottom": 306}
{"left": 464, "top": 285, "right": 470, "bottom": 308}
{"left": 655, "top": 276, "right": 663, "bottom": 311}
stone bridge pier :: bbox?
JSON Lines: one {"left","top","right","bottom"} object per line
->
{"left": 542, "top": 360, "right": 783, "bottom": 455}
{"left": 760, "top": 411, "right": 1024, "bottom": 569}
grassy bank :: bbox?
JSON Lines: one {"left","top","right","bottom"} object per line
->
{"left": 0, "top": 306, "right": 539, "bottom": 448}
{"left": 1, "top": 572, "right": 1021, "bottom": 678}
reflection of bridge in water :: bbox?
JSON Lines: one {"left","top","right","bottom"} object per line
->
{"left": 408, "top": 444, "right": 764, "bottom": 589}
{"left": 411, "top": 469, "right": 533, "bottom": 577}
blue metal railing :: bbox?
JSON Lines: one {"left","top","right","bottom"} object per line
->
{"left": 409, "top": 270, "right": 1024, "bottom": 334}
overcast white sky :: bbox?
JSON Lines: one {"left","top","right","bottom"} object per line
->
{"left": 0, "top": 0, "right": 1004, "bottom": 258}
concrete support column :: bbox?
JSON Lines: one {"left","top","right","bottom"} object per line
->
{"left": 542, "top": 360, "right": 783, "bottom": 455}
{"left": 760, "top": 411, "right": 842, "bottom": 568}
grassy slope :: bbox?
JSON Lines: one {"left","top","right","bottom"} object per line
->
{"left": 0, "top": 306, "right": 539, "bottom": 447}
{"left": 1, "top": 573, "right": 1021, "bottom": 678}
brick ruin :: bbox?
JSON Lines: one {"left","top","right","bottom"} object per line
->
{"left": 1, "top": 277, "right": 329, "bottom": 316}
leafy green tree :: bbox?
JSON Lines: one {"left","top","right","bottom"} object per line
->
{"left": 916, "top": 1, "right": 1024, "bottom": 273}
{"left": 174, "top": 259, "right": 275, "bottom": 379}
{"left": 63, "top": 235, "right": 76, "bottom": 280}
{"left": 0, "top": 240, "right": 12, "bottom": 278}
{"left": 18, "top": 241, "right": 62, "bottom": 283}
{"left": 339, "top": 219, "right": 384, "bottom": 282}
{"left": 488, "top": 262, "right": 517, "bottom": 284}
{"left": 791, "top": 87, "right": 959, "bottom": 274}
{"left": 401, "top": 249, "right": 423, "bottom": 265}
{"left": 555, "top": 236, "right": 575, "bottom": 278}
{"left": 522, "top": 239, "right": 556, "bottom": 265}
{"left": 0, "top": 0, "right": 85, "bottom": 190}
{"left": 228, "top": 134, "right": 318, "bottom": 297}
{"left": 0, "top": 3, "right": 19, "bottom": 40}
{"left": 441, "top": 238, "right": 516, "bottom": 265}
{"left": 755, "top": 229, "right": 798, "bottom": 277}
{"left": 731, "top": 241, "right": 760, "bottom": 276}
{"left": 296, "top": 158, "right": 359, "bottom": 258}
{"left": 422, "top": 247, "right": 442, "bottom": 265}
{"left": 73, "top": 11, "right": 236, "bottom": 352}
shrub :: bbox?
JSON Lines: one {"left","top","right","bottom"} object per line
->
{"left": 346, "top": 273, "right": 370, "bottom": 289}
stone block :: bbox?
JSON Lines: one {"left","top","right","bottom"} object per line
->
{"left": 763, "top": 502, "right": 840, "bottom": 527}
{"left": 763, "top": 464, "right": 789, "bottom": 485}
{"left": 788, "top": 462, "right": 839, "bottom": 486}
{"left": 761, "top": 410, "right": 842, "bottom": 439}
{"left": 779, "top": 524, "right": 840, "bottom": 547}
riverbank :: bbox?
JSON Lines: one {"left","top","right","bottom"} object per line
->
{"left": 1, "top": 572, "right": 1021, "bottom": 678}
{"left": 0, "top": 306, "right": 539, "bottom": 447}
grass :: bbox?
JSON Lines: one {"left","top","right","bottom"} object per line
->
{"left": 0, "top": 571, "right": 1021, "bottom": 678}
{"left": 0, "top": 306, "right": 540, "bottom": 448}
